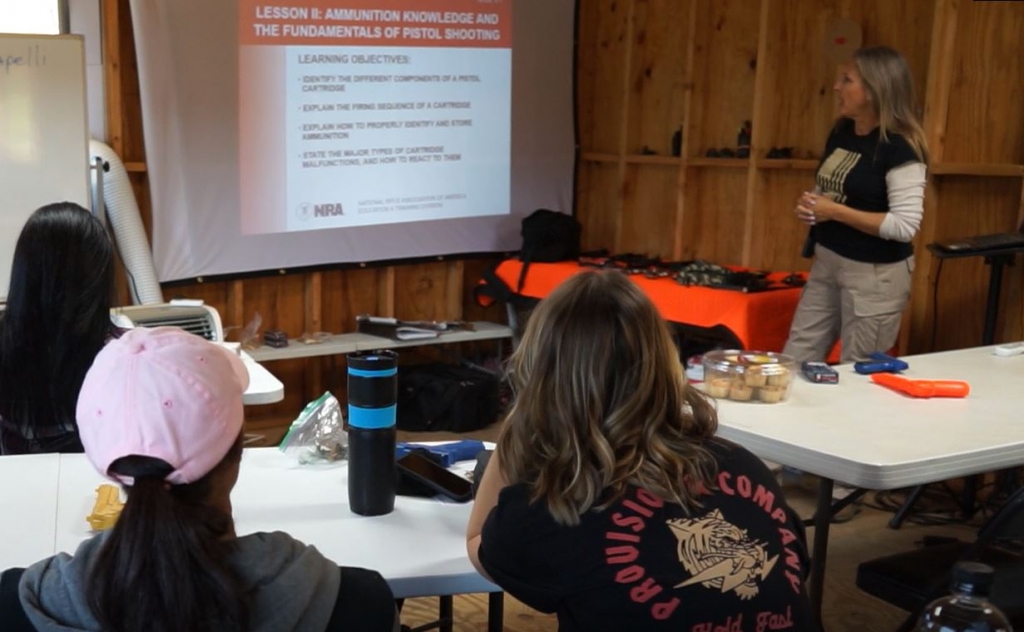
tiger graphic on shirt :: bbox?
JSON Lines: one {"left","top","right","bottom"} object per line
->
{"left": 667, "top": 509, "right": 779, "bottom": 600}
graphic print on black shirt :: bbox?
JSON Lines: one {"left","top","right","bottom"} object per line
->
{"left": 815, "top": 148, "right": 860, "bottom": 205}
{"left": 478, "top": 442, "right": 815, "bottom": 632}
{"left": 601, "top": 478, "right": 806, "bottom": 631}
{"left": 811, "top": 119, "right": 920, "bottom": 264}
{"left": 668, "top": 509, "right": 778, "bottom": 599}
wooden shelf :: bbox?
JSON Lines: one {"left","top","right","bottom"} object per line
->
{"left": 931, "top": 163, "right": 1024, "bottom": 177}
{"left": 756, "top": 158, "right": 819, "bottom": 170}
{"left": 580, "top": 152, "right": 682, "bottom": 166}
{"left": 580, "top": 152, "right": 618, "bottom": 163}
{"left": 124, "top": 161, "right": 148, "bottom": 173}
{"left": 625, "top": 154, "right": 683, "bottom": 166}
{"left": 246, "top": 321, "right": 512, "bottom": 363}
{"left": 686, "top": 157, "right": 749, "bottom": 168}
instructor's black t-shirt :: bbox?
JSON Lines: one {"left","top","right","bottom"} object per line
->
{"left": 812, "top": 118, "right": 920, "bottom": 264}
{"left": 478, "top": 440, "right": 816, "bottom": 632}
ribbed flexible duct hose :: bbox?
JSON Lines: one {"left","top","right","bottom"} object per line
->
{"left": 89, "top": 140, "right": 163, "bottom": 305}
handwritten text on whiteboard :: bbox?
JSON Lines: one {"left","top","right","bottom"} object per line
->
{"left": 1, "top": 45, "right": 47, "bottom": 74}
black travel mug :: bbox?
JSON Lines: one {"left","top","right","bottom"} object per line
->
{"left": 347, "top": 350, "right": 398, "bottom": 516}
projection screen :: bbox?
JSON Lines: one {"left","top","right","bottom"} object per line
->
{"left": 129, "top": 0, "right": 576, "bottom": 282}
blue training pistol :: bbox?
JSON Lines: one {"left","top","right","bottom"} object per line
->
{"left": 395, "top": 440, "right": 486, "bottom": 467}
{"left": 853, "top": 352, "right": 909, "bottom": 375}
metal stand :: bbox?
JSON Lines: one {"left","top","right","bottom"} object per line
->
{"left": 980, "top": 254, "right": 1014, "bottom": 346}
{"left": 89, "top": 157, "right": 108, "bottom": 226}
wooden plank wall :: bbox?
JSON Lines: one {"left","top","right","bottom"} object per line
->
{"left": 907, "top": 0, "right": 1024, "bottom": 352}
{"left": 104, "top": 0, "right": 1023, "bottom": 434}
{"left": 102, "top": 0, "right": 505, "bottom": 432}
{"left": 576, "top": 0, "right": 1024, "bottom": 354}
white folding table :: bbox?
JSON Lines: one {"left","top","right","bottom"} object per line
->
{"left": 239, "top": 350, "right": 284, "bottom": 405}
{"left": 54, "top": 449, "right": 497, "bottom": 598}
{"left": 0, "top": 353, "right": 280, "bottom": 564}
{"left": 8, "top": 346, "right": 1021, "bottom": 629}
{"left": 713, "top": 345, "right": 1024, "bottom": 621}
{"left": 0, "top": 454, "right": 61, "bottom": 569}
{"left": 9, "top": 447, "right": 501, "bottom": 631}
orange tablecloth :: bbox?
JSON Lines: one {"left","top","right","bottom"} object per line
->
{"left": 486, "top": 260, "right": 806, "bottom": 353}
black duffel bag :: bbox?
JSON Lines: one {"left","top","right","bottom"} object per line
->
{"left": 396, "top": 364, "right": 500, "bottom": 432}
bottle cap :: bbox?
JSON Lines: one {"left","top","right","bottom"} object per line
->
{"left": 348, "top": 349, "right": 398, "bottom": 372}
{"left": 347, "top": 349, "right": 398, "bottom": 428}
{"left": 949, "top": 562, "right": 995, "bottom": 596}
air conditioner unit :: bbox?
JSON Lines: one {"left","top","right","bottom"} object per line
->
{"left": 110, "top": 304, "right": 224, "bottom": 342}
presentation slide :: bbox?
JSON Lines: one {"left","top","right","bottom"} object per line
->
{"left": 239, "top": 0, "right": 512, "bottom": 234}
{"left": 129, "top": 0, "right": 573, "bottom": 281}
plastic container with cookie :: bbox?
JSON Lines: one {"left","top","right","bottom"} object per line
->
{"left": 701, "top": 350, "right": 796, "bottom": 404}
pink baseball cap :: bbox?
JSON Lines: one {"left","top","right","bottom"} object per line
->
{"left": 77, "top": 326, "right": 250, "bottom": 486}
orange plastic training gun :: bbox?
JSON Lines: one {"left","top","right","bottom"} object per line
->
{"left": 870, "top": 373, "right": 970, "bottom": 398}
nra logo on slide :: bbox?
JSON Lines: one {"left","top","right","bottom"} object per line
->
{"left": 297, "top": 202, "right": 344, "bottom": 220}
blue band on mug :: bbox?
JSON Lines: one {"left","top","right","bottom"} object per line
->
{"left": 348, "top": 367, "right": 398, "bottom": 378}
{"left": 348, "top": 404, "right": 397, "bottom": 429}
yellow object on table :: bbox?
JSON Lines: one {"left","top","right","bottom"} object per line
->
{"left": 86, "top": 484, "right": 124, "bottom": 531}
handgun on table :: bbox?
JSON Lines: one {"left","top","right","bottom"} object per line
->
{"left": 870, "top": 372, "right": 969, "bottom": 398}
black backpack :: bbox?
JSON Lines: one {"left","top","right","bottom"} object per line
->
{"left": 473, "top": 209, "right": 581, "bottom": 322}
{"left": 516, "top": 209, "right": 581, "bottom": 291}
{"left": 396, "top": 364, "right": 499, "bottom": 432}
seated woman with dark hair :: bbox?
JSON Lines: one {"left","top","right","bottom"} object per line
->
{"left": 0, "top": 202, "right": 117, "bottom": 455}
{"left": 467, "top": 271, "right": 816, "bottom": 631}
{"left": 5, "top": 327, "right": 397, "bottom": 631}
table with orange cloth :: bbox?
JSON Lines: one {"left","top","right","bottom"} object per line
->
{"left": 483, "top": 259, "right": 808, "bottom": 353}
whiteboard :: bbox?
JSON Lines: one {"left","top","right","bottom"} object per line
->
{"left": 0, "top": 33, "right": 90, "bottom": 303}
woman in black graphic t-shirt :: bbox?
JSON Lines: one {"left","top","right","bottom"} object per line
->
{"left": 466, "top": 271, "right": 816, "bottom": 632}
{"left": 784, "top": 46, "right": 929, "bottom": 364}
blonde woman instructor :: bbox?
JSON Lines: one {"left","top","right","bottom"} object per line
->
{"left": 784, "top": 46, "right": 928, "bottom": 363}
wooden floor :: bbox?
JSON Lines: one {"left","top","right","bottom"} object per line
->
{"left": 392, "top": 424, "right": 981, "bottom": 632}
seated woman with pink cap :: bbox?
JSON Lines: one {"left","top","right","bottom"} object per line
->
{"left": 1, "top": 327, "right": 398, "bottom": 632}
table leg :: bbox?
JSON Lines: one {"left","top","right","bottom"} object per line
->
{"left": 439, "top": 595, "right": 453, "bottom": 632}
{"left": 488, "top": 592, "right": 504, "bottom": 632}
{"left": 809, "top": 477, "right": 834, "bottom": 626}
{"left": 889, "top": 484, "right": 928, "bottom": 529}
{"left": 961, "top": 475, "right": 980, "bottom": 518}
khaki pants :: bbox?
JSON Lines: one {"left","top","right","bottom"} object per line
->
{"left": 783, "top": 244, "right": 913, "bottom": 364}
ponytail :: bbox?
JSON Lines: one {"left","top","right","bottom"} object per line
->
{"left": 86, "top": 439, "right": 248, "bottom": 632}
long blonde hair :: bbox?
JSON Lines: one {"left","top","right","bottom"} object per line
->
{"left": 497, "top": 271, "right": 719, "bottom": 526}
{"left": 852, "top": 46, "right": 929, "bottom": 163}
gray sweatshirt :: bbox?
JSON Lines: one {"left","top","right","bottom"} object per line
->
{"left": 19, "top": 531, "right": 341, "bottom": 632}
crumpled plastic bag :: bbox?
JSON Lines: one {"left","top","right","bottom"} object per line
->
{"left": 279, "top": 392, "right": 347, "bottom": 465}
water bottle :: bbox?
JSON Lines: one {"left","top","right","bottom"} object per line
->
{"left": 347, "top": 350, "right": 398, "bottom": 516}
{"left": 915, "top": 562, "right": 1012, "bottom": 632}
